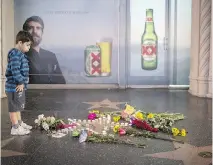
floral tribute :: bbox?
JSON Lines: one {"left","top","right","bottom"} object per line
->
{"left": 34, "top": 104, "right": 188, "bottom": 147}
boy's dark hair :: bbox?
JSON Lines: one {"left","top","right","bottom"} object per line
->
{"left": 23, "top": 16, "right": 44, "bottom": 31}
{"left": 15, "top": 30, "right": 34, "bottom": 44}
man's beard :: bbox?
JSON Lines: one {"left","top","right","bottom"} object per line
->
{"left": 32, "top": 35, "right": 42, "bottom": 47}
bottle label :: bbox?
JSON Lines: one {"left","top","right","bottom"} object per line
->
{"left": 142, "top": 40, "right": 157, "bottom": 61}
{"left": 146, "top": 17, "right": 153, "bottom": 22}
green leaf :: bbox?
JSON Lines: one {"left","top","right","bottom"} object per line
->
{"left": 72, "top": 130, "right": 80, "bottom": 137}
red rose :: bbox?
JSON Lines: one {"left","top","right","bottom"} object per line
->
{"left": 132, "top": 119, "right": 158, "bottom": 133}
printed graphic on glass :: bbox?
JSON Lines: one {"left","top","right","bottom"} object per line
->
{"left": 14, "top": 0, "right": 118, "bottom": 84}
{"left": 141, "top": 9, "right": 158, "bottom": 70}
{"left": 130, "top": 0, "right": 166, "bottom": 77}
{"left": 85, "top": 41, "right": 112, "bottom": 77}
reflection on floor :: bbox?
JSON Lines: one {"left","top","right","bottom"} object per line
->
{"left": 1, "top": 89, "right": 212, "bottom": 165}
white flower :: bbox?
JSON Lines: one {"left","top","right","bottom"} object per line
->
{"left": 34, "top": 119, "right": 39, "bottom": 124}
{"left": 68, "top": 118, "right": 73, "bottom": 124}
{"left": 46, "top": 117, "right": 51, "bottom": 123}
{"left": 109, "top": 134, "right": 115, "bottom": 138}
{"left": 154, "top": 125, "right": 160, "bottom": 128}
{"left": 50, "top": 117, "right": 55, "bottom": 124}
{"left": 38, "top": 114, "right": 44, "bottom": 120}
{"left": 42, "top": 122, "right": 49, "bottom": 131}
{"left": 148, "top": 117, "right": 155, "bottom": 122}
{"left": 169, "top": 121, "right": 173, "bottom": 127}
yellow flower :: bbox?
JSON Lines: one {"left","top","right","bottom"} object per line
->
{"left": 147, "top": 113, "right": 154, "bottom": 119}
{"left": 172, "top": 128, "right": 180, "bottom": 136}
{"left": 135, "top": 111, "right": 143, "bottom": 120}
{"left": 173, "top": 131, "right": 179, "bottom": 136}
{"left": 181, "top": 129, "right": 186, "bottom": 137}
{"left": 113, "top": 125, "right": 120, "bottom": 133}
{"left": 124, "top": 104, "right": 135, "bottom": 115}
{"left": 181, "top": 131, "right": 186, "bottom": 137}
{"left": 172, "top": 128, "right": 178, "bottom": 133}
{"left": 89, "top": 110, "right": 100, "bottom": 114}
{"left": 113, "top": 116, "right": 120, "bottom": 122}
{"left": 99, "top": 113, "right": 105, "bottom": 117}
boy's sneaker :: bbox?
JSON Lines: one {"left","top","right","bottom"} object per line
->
{"left": 20, "top": 122, "right": 33, "bottom": 130}
{"left": 11, "top": 126, "right": 30, "bottom": 135}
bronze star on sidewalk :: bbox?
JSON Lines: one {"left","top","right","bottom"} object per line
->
{"left": 83, "top": 99, "right": 126, "bottom": 110}
{"left": 144, "top": 142, "right": 212, "bottom": 165}
{"left": 1, "top": 137, "right": 27, "bottom": 157}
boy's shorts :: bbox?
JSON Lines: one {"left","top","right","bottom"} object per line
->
{"left": 6, "top": 91, "right": 25, "bottom": 112}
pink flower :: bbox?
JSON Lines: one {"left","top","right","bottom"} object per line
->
{"left": 121, "top": 111, "right": 129, "bottom": 119}
{"left": 119, "top": 128, "right": 126, "bottom": 135}
{"left": 88, "top": 113, "right": 97, "bottom": 120}
{"left": 56, "top": 123, "right": 77, "bottom": 129}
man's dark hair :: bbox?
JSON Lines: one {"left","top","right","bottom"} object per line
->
{"left": 23, "top": 16, "right": 44, "bottom": 31}
{"left": 16, "top": 30, "right": 34, "bottom": 44}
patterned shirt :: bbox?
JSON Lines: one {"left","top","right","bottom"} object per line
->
{"left": 5, "top": 48, "right": 29, "bottom": 92}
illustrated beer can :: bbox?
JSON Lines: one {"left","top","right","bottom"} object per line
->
{"left": 96, "top": 41, "right": 111, "bottom": 76}
{"left": 84, "top": 45, "right": 101, "bottom": 76}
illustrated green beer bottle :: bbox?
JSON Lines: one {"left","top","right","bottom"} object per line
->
{"left": 141, "top": 9, "right": 158, "bottom": 70}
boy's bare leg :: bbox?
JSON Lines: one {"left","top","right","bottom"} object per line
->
{"left": 16, "top": 111, "right": 22, "bottom": 124}
{"left": 9, "top": 112, "right": 19, "bottom": 128}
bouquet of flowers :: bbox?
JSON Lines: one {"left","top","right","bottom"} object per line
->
{"left": 88, "top": 104, "right": 187, "bottom": 137}
{"left": 34, "top": 114, "right": 65, "bottom": 133}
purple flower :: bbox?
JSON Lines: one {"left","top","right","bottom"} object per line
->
{"left": 129, "top": 117, "right": 135, "bottom": 126}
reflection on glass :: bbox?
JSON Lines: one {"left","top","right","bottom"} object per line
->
{"left": 176, "top": 0, "right": 191, "bottom": 85}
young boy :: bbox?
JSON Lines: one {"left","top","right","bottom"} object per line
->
{"left": 5, "top": 30, "right": 34, "bottom": 135}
